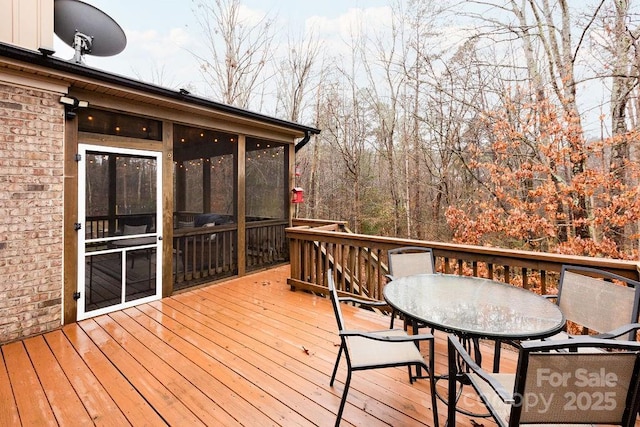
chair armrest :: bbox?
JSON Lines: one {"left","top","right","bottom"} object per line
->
{"left": 341, "top": 330, "right": 434, "bottom": 342}
{"left": 338, "top": 296, "right": 388, "bottom": 308}
{"left": 448, "top": 336, "right": 514, "bottom": 403}
{"left": 385, "top": 274, "right": 394, "bottom": 283}
{"left": 592, "top": 322, "right": 640, "bottom": 339}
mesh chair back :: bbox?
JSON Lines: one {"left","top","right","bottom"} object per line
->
{"left": 558, "top": 266, "right": 640, "bottom": 339}
{"left": 516, "top": 351, "right": 640, "bottom": 424}
{"left": 388, "top": 247, "right": 435, "bottom": 278}
{"left": 123, "top": 224, "right": 147, "bottom": 235}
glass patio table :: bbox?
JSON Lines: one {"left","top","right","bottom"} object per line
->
{"left": 384, "top": 273, "right": 566, "bottom": 417}
{"left": 383, "top": 273, "right": 566, "bottom": 368}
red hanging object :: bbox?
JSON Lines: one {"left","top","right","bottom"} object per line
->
{"left": 291, "top": 187, "right": 304, "bottom": 203}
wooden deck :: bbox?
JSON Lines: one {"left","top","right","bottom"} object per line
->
{"left": 1, "top": 265, "right": 513, "bottom": 426}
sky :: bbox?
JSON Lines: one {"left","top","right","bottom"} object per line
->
{"left": 51, "top": 0, "right": 610, "bottom": 136}
{"left": 53, "top": 0, "right": 393, "bottom": 96}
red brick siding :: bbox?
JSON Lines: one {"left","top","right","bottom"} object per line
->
{"left": 0, "top": 82, "right": 64, "bottom": 343}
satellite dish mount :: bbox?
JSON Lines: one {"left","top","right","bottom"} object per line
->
{"left": 54, "top": 0, "right": 126, "bottom": 64}
{"left": 72, "top": 32, "right": 93, "bottom": 64}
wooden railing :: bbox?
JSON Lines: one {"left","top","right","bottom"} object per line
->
{"left": 85, "top": 214, "right": 156, "bottom": 239}
{"left": 85, "top": 213, "right": 288, "bottom": 290}
{"left": 172, "top": 219, "right": 289, "bottom": 289}
{"left": 287, "top": 218, "right": 640, "bottom": 301}
{"left": 246, "top": 220, "right": 289, "bottom": 271}
{"left": 173, "top": 224, "right": 238, "bottom": 289}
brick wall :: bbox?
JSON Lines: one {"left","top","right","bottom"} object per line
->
{"left": 0, "top": 82, "right": 65, "bottom": 343}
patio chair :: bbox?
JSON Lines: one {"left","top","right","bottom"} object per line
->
{"left": 546, "top": 265, "right": 640, "bottom": 343}
{"left": 447, "top": 335, "right": 640, "bottom": 426}
{"left": 327, "top": 270, "right": 439, "bottom": 427}
{"left": 118, "top": 224, "right": 149, "bottom": 268}
{"left": 386, "top": 246, "right": 435, "bottom": 329}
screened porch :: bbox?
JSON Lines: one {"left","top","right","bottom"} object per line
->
{"left": 79, "top": 108, "right": 294, "bottom": 319}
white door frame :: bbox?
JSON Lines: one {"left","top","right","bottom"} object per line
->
{"left": 77, "top": 144, "right": 163, "bottom": 320}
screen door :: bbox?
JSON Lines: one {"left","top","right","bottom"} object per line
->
{"left": 77, "top": 144, "right": 162, "bottom": 320}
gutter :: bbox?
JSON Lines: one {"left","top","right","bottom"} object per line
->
{"left": 0, "top": 42, "right": 321, "bottom": 136}
{"left": 294, "top": 130, "right": 313, "bottom": 153}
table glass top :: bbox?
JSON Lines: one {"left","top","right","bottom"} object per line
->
{"left": 384, "top": 274, "right": 565, "bottom": 339}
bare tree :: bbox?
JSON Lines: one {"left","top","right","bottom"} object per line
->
{"left": 297, "top": 62, "right": 331, "bottom": 220}
{"left": 191, "top": 0, "right": 275, "bottom": 108}
{"left": 359, "top": 5, "right": 405, "bottom": 236}
{"left": 399, "top": 1, "right": 451, "bottom": 240}
{"left": 275, "top": 32, "right": 321, "bottom": 123}
{"left": 602, "top": 0, "right": 637, "bottom": 248}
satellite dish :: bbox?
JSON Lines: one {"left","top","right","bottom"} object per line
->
{"left": 54, "top": 0, "right": 126, "bottom": 64}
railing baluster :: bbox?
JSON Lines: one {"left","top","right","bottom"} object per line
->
{"left": 326, "top": 242, "right": 332, "bottom": 289}
{"left": 376, "top": 248, "right": 384, "bottom": 299}
{"left": 315, "top": 240, "right": 322, "bottom": 284}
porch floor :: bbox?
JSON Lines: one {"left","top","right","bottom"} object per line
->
{"left": 1, "top": 265, "right": 515, "bottom": 426}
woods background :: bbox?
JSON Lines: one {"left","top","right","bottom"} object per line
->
{"left": 179, "top": 0, "right": 640, "bottom": 259}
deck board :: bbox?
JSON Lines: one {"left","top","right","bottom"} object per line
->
{"left": 2, "top": 341, "right": 57, "bottom": 426}
{"left": 0, "top": 346, "right": 23, "bottom": 426}
{"left": 115, "top": 308, "right": 286, "bottom": 426}
{"left": 1, "top": 264, "right": 530, "bottom": 426}
{"left": 22, "top": 335, "right": 94, "bottom": 425}
{"left": 62, "top": 324, "right": 167, "bottom": 426}
{"left": 80, "top": 317, "right": 207, "bottom": 426}
{"left": 43, "top": 330, "right": 130, "bottom": 426}
{"left": 150, "top": 296, "right": 341, "bottom": 426}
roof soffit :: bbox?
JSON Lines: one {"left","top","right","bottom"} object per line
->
{"left": 0, "top": 49, "right": 317, "bottom": 140}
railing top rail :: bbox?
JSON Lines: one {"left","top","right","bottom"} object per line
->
{"left": 286, "top": 225, "right": 640, "bottom": 278}
{"left": 173, "top": 223, "right": 237, "bottom": 237}
{"left": 246, "top": 219, "right": 289, "bottom": 229}
{"left": 292, "top": 218, "right": 349, "bottom": 227}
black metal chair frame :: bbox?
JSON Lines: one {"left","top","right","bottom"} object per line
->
{"left": 447, "top": 335, "right": 640, "bottom": 426}
{"left": 327, "top": 270, "right": 439, "bottom": 427}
